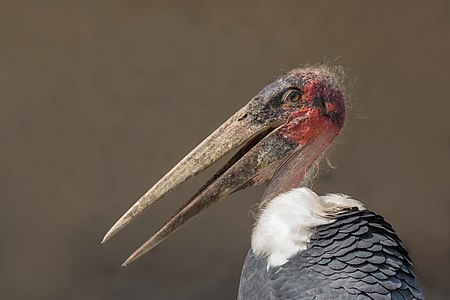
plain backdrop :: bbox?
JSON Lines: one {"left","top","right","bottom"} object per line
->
{"left": 1, "top": 1, "right": 449, "bottom": 299}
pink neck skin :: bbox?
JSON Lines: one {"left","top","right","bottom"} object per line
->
{"left": 259, "top": 128, "right": 338, "bottom": 207}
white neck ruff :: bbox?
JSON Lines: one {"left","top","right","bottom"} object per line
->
{"left": 251, "top": 187, "right": 365, "bottom": 267}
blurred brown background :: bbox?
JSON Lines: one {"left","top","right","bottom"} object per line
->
{"left": 1, "top": 1, "right": 449, "bottom": 299}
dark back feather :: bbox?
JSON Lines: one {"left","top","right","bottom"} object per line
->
{"left": 238, "top": 209, "right": 423, "bottom": 300}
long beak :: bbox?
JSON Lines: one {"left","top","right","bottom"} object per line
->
{"left": 102, "top": 103, "right": 291, "bottom": 265}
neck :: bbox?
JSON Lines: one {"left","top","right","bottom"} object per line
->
{"left": 260, "top": 131, "right": 336, "bottom": 207}
{"left": 251, "top": 131, "right": 365, "bottom": 268}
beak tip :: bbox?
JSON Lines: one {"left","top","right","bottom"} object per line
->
{"left": 102, "top": 226, "right": 119, "bottom": 244}
{"left": 104, "top": 195, "right": 156, "bottom": 244}
{"left": 121, "top": 253, "right": 138, "bottom": 267}
{"left": 102, "top": 209, "right": 136, "bottom": 243}
{"left": 101, "top": 235, "right": 109, "bottom": 244}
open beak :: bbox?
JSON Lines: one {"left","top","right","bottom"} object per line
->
{"left": 102, "top": 101, "right": 296, "bottom": 265}
{"left": 102, "top": 67, "right": 346, "bottom": 266}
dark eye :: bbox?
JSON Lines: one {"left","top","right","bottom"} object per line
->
{"left": 283, "top": 89, "right": 303, "bottom": 102}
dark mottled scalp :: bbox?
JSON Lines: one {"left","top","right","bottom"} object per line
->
{"left": 238, "top": 209, "right": 424, "bottom": 300}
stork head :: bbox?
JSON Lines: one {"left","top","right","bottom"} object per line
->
{"left": 247, "top": 67, "right": 345, "bottom": 145}
{"left": 102, "top": 66, "right": 346, "bottom": 265}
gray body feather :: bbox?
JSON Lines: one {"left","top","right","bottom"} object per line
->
{"left": 238, "top": 209, "right": 423, "bottom": 300}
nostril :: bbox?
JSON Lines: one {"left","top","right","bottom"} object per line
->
{"left": 237, "top": 113, "right": 248, "bottom": 121}
{"left": 313, "top": 98, "right": 326, "bottom": 111}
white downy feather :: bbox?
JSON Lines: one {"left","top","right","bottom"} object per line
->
{"left": 251, "top": 187, "right": 365, "bottom": 268}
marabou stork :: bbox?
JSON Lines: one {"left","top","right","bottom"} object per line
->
{"left": 103, "top": 66, "right": 424, "bottom": 299}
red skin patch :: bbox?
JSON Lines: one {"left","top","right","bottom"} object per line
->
{"left": 280, "top": 76, "right": 345, "bottom": 146}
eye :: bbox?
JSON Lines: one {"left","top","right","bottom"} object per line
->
{"left": 283, "top": 89, "right": 303, "bottom": 103}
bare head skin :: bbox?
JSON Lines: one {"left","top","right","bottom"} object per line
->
{"left": 102, "top": 66, "right": 346, "bottom": 266}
